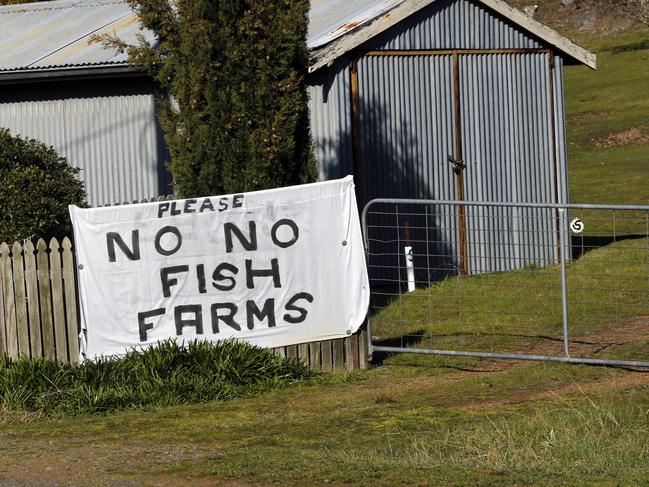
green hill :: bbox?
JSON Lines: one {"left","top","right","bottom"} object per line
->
{"left": 505, "top": 0, "right": 649, "bottom": 204}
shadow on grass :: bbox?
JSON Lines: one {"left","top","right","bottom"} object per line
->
{"left": 571, "top": 234, "right": 647, "bottom": 259}
{"left": 607, "top": 38, "right": 649, "bottom": 53}
{"left": 370, "top": 328, "right": 425, "bottom": 366}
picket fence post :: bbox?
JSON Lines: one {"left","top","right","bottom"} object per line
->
{"left": 24, "top": 240, "right": 42, "bottom": 358}
{"left": 37, "top": 238, "right": 56, "bottom": 360}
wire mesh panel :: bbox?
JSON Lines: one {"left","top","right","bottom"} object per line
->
{"left": 564, "top": 208, "right": 649, "bottom": 363}
{"left": 363, "top": 199, "right": 649, "bottom": 367}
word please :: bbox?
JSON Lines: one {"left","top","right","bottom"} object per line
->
{"left": 157, "top": 194, "right": 244, "bottom": 218}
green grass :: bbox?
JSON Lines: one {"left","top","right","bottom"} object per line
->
{"left": 565, "top": 29, "right": 649, "bottom": 205}
{"left": 372, "top": 238, "right": 649, "bottom": 362}
{"left": 0, "top": 339, "right": 311, "bottom": 418}
{"left": 570, "top": 145, "right": 649, "bottom": 204}
{"left": 1, "top": 362, "right": 648, "bottom": 485}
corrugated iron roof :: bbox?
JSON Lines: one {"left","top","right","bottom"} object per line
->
{"left": 0, "top": 0, "right": 155, "bottom": 72}
{"left": 0, "top": 0, "right": 595, "bottom": 75}
{"left": 307, "top": 0, "right": 407, "bottom": 49}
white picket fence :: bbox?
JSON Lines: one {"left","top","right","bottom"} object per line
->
{"left": 0, "top": 238, "right": 79, "bottom": 362}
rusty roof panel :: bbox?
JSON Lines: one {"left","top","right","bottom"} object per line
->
{"left": 307, "top": 0, "right": 406, "bottom": 49}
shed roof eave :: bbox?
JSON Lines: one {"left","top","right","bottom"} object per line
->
{"left": 308, "top": 0, "right": 596, "bottom": 72}
{"left": 479, "top": 0, "right": 596, "bottom": 68}
{"left": 0, "top": 64, "right": 142, "bottom": 84}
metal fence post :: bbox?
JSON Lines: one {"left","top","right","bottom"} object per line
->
{"left": 361, "top": 201, "right": 373, "bottom": 362}
{"left": 558, "top": 208, "right": 571, "bottom": 358}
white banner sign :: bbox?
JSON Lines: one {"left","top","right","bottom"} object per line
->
{"left": 70, "top": 177, "right": 369, "bottom": 361}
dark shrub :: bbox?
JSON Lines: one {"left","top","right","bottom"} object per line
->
{"left": 0, "top": 128, "right": 86, "bottom": 242}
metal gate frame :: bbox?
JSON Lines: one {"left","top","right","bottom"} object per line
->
{"left": 362, "top": 198, "right": 649, "bottom": 368}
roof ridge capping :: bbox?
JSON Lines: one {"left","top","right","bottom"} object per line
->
{"left": 308, "top": 0, "right": 597, "bottom": 72}
{"left": 0, "top": 0, "right": 124, "bottom": 15}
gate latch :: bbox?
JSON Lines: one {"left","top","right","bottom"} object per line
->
{"left": 447, "top": 155, "right": 465, "bottom": 174}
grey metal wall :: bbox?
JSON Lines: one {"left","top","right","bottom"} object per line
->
{"left": 363, "top": 0, "right": 543, "bottom": 50}
{"left": 356, "top": 54, "right": 460, "bottom": 280}
{"left": 307, "top": 58, "right": 353, "bottom": 181}
{"left": 357, "top": 54, "right": 457, "bottom": 203}
{"left": 0, "top": 77, "right": 171, "bottom": 206}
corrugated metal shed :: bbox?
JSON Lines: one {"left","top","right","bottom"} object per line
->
{"left": 0, "top": 1, "right": 167, "bottom": 207}
{"left": 0, "top": 0, "right": 594, "bottom": 279}
{"left": 306, "top": 0, "right": 582, "bottom": 280}
{"left": 0, "top": 78, "right": 170, "bottom": 206}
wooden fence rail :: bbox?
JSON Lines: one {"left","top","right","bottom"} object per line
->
{"left": 0, "top": 215, "right": 367, "bottom": 371}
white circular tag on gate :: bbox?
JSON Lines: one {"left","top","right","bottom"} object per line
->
{"left": 570, "top": 218, "right": 584, "bottom": 234}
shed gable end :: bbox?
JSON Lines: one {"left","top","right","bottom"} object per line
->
{"left": 360, "top": 0, "right": 542, "bottom": 51}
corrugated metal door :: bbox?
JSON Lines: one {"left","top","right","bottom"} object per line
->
{"left": 356, "top": 51, "right": 559, "bottom": 284}
{"left": 459, "top": 52, "right": 558, "bottom": 273}
{"left": 356, "top": 54, "right": 457, "bottom": 204}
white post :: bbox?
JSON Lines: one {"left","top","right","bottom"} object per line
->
{"left": 404, "top": 246, "right": 415, "bottom": 292}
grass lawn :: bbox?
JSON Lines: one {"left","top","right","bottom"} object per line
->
{"left": 371, "top": 235, "right": 649, "bottom": 370}
{"left": 565, "top": 29, "right": 649, "bottom": 205}
{"left": 1, "top": 362, "right": 649, "bottom": 486}
{"left": 2, "top": 237, "right": 649, "bottom": 485}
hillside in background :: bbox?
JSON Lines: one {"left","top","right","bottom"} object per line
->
{"left": 565, "top": 29, "right": 649, "bottom": 205}
{"left": 504, "top": 0, "right": 649, "bottom": 203}
{"left": 508, "top": 0, "right": 638, "bottom": 34}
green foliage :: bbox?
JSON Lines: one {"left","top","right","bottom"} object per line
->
{"left": 100, "top": 0, "right": 317, "bottom": 198}
{"left": 0, "top": 339, "right": 311, "bottom": 417}
{"left": 0, "top": 128, "right": 86, "bottom": 243}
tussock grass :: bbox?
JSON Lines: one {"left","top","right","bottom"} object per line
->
{"left": 353, "top": 387, "right": 649, "bottom": 481}
{"left": 0, "top": 339, "right": 311, "bottom": 419}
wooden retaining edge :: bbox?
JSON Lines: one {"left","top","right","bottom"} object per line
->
{"left": 272, "top": 327, "right": 369, "bottom": 372}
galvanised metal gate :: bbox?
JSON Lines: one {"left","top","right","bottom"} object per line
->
{"left": 362, "top": 198, "right": 649, "bottom": 368}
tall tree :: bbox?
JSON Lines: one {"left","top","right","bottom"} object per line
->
{"left": 99, "top": 0, "right": 317, "bottom": 198}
